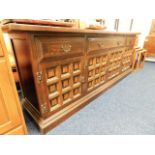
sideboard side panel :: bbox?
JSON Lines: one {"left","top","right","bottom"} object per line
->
{"left": 9, "top": 33, "right": 39, "bottom": 111}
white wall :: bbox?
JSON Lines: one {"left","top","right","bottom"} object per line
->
{"left": 105, "top": 19, "right": 116, "bottom": 31}
{"left": 105, "top": 19, "right": 152, "bottom": 48}
{"left": 131, "top": 19, "right": 152, "bottom": 47}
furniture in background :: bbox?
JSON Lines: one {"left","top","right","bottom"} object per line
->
{"left": 4, "top": 35, "right": 23, "bottom": 97}
{"left": 133, "top": 47, "right": 146, "bottom": 71}
{"left": 144, "top": 19, "right": 155, "bottom": 57}
{"left": 0, "top": 28, "right": 27, "bottom": 135}
{"left": 2, "top": 22, "right": 139, "bottom": 133}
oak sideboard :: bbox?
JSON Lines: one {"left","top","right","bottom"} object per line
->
{"left": 2, "top": 23, "right": 139, "bottom": 133}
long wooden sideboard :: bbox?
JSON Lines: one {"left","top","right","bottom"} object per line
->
{"left": 2, "top": 23, "right": 139, "bottom": 133}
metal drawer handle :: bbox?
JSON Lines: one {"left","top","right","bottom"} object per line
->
{"left": 61, "top": 42, "right": 72, "bottom": 53}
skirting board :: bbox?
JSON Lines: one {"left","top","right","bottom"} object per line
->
{"left": 145, "top": 57, "right": 155, "bottom": 63}
{"left": 22, "top": 69, "right": 132, "bottom": 134}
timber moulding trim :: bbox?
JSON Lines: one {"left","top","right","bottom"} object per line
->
{"left": 2, "top": 23, "right": 140, "bottom": 35}
{"left": 23, "top": 69, "right": 131, "bottom": 134}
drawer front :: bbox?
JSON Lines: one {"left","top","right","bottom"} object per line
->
{"left": 88, "top": 36, "right": 126, "bottom": 52}
{"left": 126, "top": 36, "right": 136, "bottom": 46}
{"left": 36, "top": 37, "right": 85, "bottom": 59}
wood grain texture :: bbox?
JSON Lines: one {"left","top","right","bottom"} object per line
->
{"left": 144, "top": 36, "right": 155, "bottom": 57}
{"left": 0, "top": 42, "right": 4, "bottom": 57}
{"left": 4, "top": 125, "right": 25, "bottom": 135}
{"left": 3, "top": 24, "right": 138, "bottom": 133}
{"left": 1, "top": 23, "right": 140, "bottom": 35}
{"left": 0, "top": 28, "right": 27, "bottom": 135}
{"left": 144, "top": 20, "right": 155, "bottom": 57}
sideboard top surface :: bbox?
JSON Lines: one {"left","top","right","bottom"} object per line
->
{"left": 1, "top": 23, "right": 140, "bottom": 36}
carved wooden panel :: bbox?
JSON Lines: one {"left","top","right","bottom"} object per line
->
{"left": 45, "top": 58, "right": 83, "bottom": 111}
{"left": 107, "top": 48, "right": 124, "bottom": 80}
{"left": 122, "top": 48, "right": 133, "bottom": 72}
{"left": 87, "top": 54, "right": 108, "bottom": 91}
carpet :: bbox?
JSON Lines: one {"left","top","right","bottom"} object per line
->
{"left": 24, "top": 62, "right": 155, "bottom": 135}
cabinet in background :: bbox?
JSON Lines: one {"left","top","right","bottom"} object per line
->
{"left": 0, "top": 28, "right": 27, "bottom": 135}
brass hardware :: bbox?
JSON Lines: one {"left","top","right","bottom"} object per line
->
{"left": 37, "top": 72, "right": 43, "bottom": 84}
{"left": 61, "top": 42, "right": 72, "bottom": 53}
{"left": 41, "top": 104, "right": 48, "bottom": 114}
{"left": 97, "top": 42, "right": 104, "bottom": 48}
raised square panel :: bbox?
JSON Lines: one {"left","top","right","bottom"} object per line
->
{"left": 89, "top": 58, "right": 94, "bottom": 66}
{"left": 95, "top": 67, "right": 100, "bottom": 74}
{"left": 96, "top": 57, "right": 100, "bottom": 64}
{"left": 88, "top": 70, "right": 94, "bottom": 77}
{"left": 100, "top": 66, "right": 106, "bottom": 72}
{"left": 102, "top": 55, "right": 107, "bottom": 63}
{"left": 73, "top": 61, "right": 80, "bottom": 71}
{"left": 63, "top": 91, "right": 70, "bottom": 100}
{"left": 73, "top": 87, "right": 80, "bottom": 95}
{"left": 47, "top": 67, "right": 56, "bottom": 78}
{"left": 61, "top": 64, "right": 69, "bottom": 74}
{"left": 95, "top": 77, "right": 100, "bottom": 85}
{"left": 73, "top": 75, "right": 80, "bottom": 83}
{"left": 49, "top": 83, "right": 57, "bottom": 93}
{"left": 50, "top": 97, "right": 59, "bottom": 107}
{"left": 101, "top": 75, "right": 105, "bottom": 81}
{"left": 62, "top": 79, "right": 69, "bottom": 88}
{"left": 88, "top": 80, "right": 93, "bottom": 88}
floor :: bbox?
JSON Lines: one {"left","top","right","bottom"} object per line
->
{"left": 24, "top": 62, "right": 155, "bottom": 135}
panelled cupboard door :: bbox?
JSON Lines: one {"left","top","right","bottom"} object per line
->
{"left": 41, "top": 56, "right": 85, "bottom": 113}
{"left": 0, "top": 60, "right": 21, "bottom": 134}
{"left": 0, "top": 29, "right": 27, "bottom": 134}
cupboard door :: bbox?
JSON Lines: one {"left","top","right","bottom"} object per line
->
{"left": 40, "top": 56, "right": 85, "bottom": 113}
{"left": 0, "top": 59, "right": 21, "bottom": 134}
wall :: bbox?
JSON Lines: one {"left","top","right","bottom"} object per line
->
{"left": 131, "top": 19, "right": 152, "bottom": 47}
{"left": 105, "top": 19, "right": 152, "bottom": 48}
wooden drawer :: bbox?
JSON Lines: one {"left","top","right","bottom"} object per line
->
{"left": 126, "top": 36, "right": 136, "bottom": 46}
{"left": 0, "top": 42, "right": 4, "bottom": 57}
{"left": 88, "top": 36, "right": 126, "bottom": 52}
{"left": 36, "top": 37, "right": 85, "bottom": 58}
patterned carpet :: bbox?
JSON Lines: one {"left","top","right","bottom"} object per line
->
{"left": 24, "top": 62, "right": 155, "bottom": 135}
